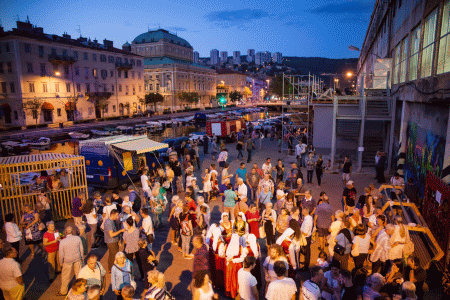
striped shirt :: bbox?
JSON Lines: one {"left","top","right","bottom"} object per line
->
{"left": 145, "top": 285, "right": 167, "bottom": 300}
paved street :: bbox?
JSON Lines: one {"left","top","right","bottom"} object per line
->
{"left": 4, "top": 138, "right": 381, "bottom": 300}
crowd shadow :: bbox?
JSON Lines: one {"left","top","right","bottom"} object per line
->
{"left": 171, "top": 270, "right": 192, "bottom": 300}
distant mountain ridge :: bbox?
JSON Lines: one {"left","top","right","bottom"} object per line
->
{"left": 282, "top": 56, "right": 358, "bottom": 76}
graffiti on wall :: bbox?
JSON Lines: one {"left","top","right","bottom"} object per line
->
{"left": 405, "top": 122, "right": 446, "bottom": 198}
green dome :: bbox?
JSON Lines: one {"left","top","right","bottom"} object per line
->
{"left": 132, "top": 29, "right": 192, "bottom": 48}
{"left": 123, "top": 41, "right": 131, "bottom": 46}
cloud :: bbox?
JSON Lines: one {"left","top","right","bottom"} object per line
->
{"left": 311, "top": 1, "right": 373, "bottom": 14}
{"left": 205, "top": 9, "right": 269, "bottom": 27}
{"left": 167, "top": 27, "right": 188, "bottom": 32}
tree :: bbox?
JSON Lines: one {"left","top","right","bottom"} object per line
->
{"left": 229, "top": 91, "right": 242, "bottom": 104}
{"left": 23, "top": 97, "right": 43, "bottom": 125}
{"left": 144, "top": 93, "right": 164, "bottom": 110}
{"left": 178, "top": 92, "right": 199, "bottom": 105}
{"left": 270, "top": 74, "right": 292, "bottom": 98}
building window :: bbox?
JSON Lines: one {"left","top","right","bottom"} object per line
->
{"left": 438, "top": 0, "right": 450, "bottom": 74}
{"left": 57, "top": 108, "right": 62, "bottom": 116}
{"left": 5, "top": 43, "right": 10, "bottom": 52}
{"left": 124, "top": 71, "right": 128, "bottom": 78}
{"left": 119, "top": 84, "right": 122, "bottom": 92}
{"left": 118, "top": 71, "right": 121, "bottom": 78}
{"left": 139, "top": 85, "right": 142, "bottom": 92}
{"left": 14, "top": 111, "right": 18, "bottom": 120}
{"left": 137, "top": 60, "right": 141, "bottom": 66}
{"left": 76, "top": 84, "right": 81, "bottom": 92}
{"left": 399, "top": 37, "right": 408, "bottom": 83}
{"left": 40, "top": 63, "right": 46, "bottom": 76}
{"left": 110, "top": 70, "right": 114, "bottom": 77}
{"left": 66, "top": 83, "right": 71, "bottom": 92}
{"left": 108, "top": 56, "right": 114, "bottom": 63}
{"left": 130, "top": 59, "right": 135, "bottom": 66}
{"left": 112, "top": 85, "right": 115, "bottom": 92}
{"left": 24, "top": 43, "right": 31, "bottom": 53}
{"left": 43, "top": 110, "right": 52, "bottom": 122}
{"left": 92, "top": 53, "right": 97, "bottom": 61}
{"left": 84, "top": 52, "right": 88, "bottom": 60}
{"left": 75, "top": 66, "right": 80, "bottom": 76}
{"left": 43, "top": 83, "right": 48, "bottom": 93}
{"left": 104, "top": 105, "right": 108, "bottom": 113}
{"left": 32, "top": 110, "right": 38, "bottom": 119}
{"left": 27, "top": 62, "right": 33, "bottom": 74}
{"left": 86, "top": 83, "right": 90, "bottom": 93}
{"left": 126, "top": 85, "right": 129, "bottom": 93}
{"left": 100, "top": 54, "right": 106, "bottom": 62}
{"left": 124, "top": 58, "right": 129, "bottom": 64}
{"left": 10, "top": 83, "right": 15, "bottom": 93}
{"left": 64, "top": 65, "right": 69, "bottom": 78}
{"left": 421, "top": 9, "right": 438, "bottom": 78}
{"left": 133, "top": 102, "right": 137, "bottom": 113}
{"left": 116, "top": 57, "right": 122, "bottom": 63}
{"left": 93, "top": 69, "right": 97, "bottom": 77}
{"left": 132, "top": 85, "right": 136, "bottom": 95}
{"left": 0, "top": 82, "right": 6, "bottom": 93}
{"left": 150, "top": 84, "right": 154, "bottom": 90}
{"left": 113, "top": 105, "right": 116, "bottom": 112}
{"left": 85, "top": 67, "right": 89, "bottom": 78}
{"left": 131, "top": 71, "right": 135, "bottom": 79}
{"left": 138, "top": 72, "right": 141, "bottom": 80}
{"left": 0, "top": 63, "right": 3, "bottom": 73}
{"left": 73, "top": 51, "right": 78, "bottom": 60}
{"left": 51, "top": 48, "right": 57, "bottom": 55}
{"left": 29, "top": 83, "right": 35, "bottom": 93}
{"left": 55, "top": 83, "right": 60, "bottom": 92}
{"left": 62, "top": 49, "right": 67, "bottom": 57}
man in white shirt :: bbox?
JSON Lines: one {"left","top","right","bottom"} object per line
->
{"left": 300, "top": 207, "right": 313, "bottom": 271}
{"left": 77, "top": 253, "right": 106, "bottom": 294}
{"left": 370, "top": 223, "right": 394, "bottom": 274}
{"left": 140, "top": 208, "right": 154, "bottom": 251}
{"left": 261, "top": 158, "right": 272, "bottom": 176}
{"left": 238, "top": 256, "right": 259, "bottom": 300}
{"left": 300, "top": 266, "right": 323, "bottom": 300}
{"left": 0, "top": 248, "right": 24, "bottom": 300}
{"left": 58, "top": 226, "right": 84, "bottom": 296}
{"left": 266, "top": 261, "right": 297, "bottom": 300}
{"left": 140, "top": 169, "right": 151, "bottom": 202}
{"left": 236, "top": 178, "right": 248, "bottom": 202}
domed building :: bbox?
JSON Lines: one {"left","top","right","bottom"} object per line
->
{"left": 127, "top": 29, "right": 217, "bottom": 111}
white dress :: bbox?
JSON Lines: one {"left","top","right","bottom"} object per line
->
{"left": 389, "top": 225, "right": 407, "bottom": 260}
{"left": 198, "top": 282, "right": 215, "bottom": 300}
{"left": 203, "top": 173, "right": 212, "bottom": 192}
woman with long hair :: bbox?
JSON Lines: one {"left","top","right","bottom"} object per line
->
{"left": 123, "top": 217, "right": 140, "bottom": 263}
{"left": 202, "top": 168, "right": 211, "bottom": 203}
{"left": 352, "top": 224, "right": 374, "bottom": 269}
{"left": 193, "top": 270, "right": 218, "bottom": 300}
{"left": 81, "top": 198, "right": 98, "bottom": 250}
{"left": 389, "top": 215, "right": 408, "bottom": 261}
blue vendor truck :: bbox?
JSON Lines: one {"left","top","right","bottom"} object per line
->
{"left": 79, "top": 135, "right": 168, "bottom": 189}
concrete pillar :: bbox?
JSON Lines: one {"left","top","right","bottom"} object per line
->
{"left": 387, "top": 98, "right": 397, "bottom": 172}
{"left": 442, "top": 106, "right": 450, "bottom": 184}
{"left": 357, "top": 89, "right": 366, "bottom": 173}
{"left": 330, "top": 95, "right": 337, "bottom": 171}
{"left": 397, "top": 100, "right": 410, "bottom": 176}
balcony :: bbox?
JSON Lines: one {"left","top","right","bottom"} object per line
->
{"left": 48, "top": 54, "right": 77, "bottom": 65}
{"left": 115, "top": 62, "right": 132, "bottom": 70}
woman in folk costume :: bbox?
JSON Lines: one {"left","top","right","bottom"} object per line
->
{"left": 211, "top": 225, "right": 227, "bottom": 291}
{"left": 219, "top": 212, "right": 233, "bottom": 243}
{"left": 225, "top": 233, "right": 247, "bottom": 298}
{"left": 233, "top": 211, "right": 249, "bottom": 237}
{"left": 241, "top": 234, "right": 262, "bottom": 290}
{"left": 276, "top": 227, "right": 299, "bottom": 279}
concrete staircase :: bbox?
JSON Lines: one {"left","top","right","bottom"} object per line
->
{"left": 336, "top": 119, "right": 360, "bottom": 137}
{"left": 366, "top": 99, "right": 390, "bottom": 118}
{"left": 362, "top": 135, "right": 384, "bottom": 166}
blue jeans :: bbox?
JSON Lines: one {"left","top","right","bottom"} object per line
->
{"left": 172, "top": 176, "right": 179, "bottom": 195}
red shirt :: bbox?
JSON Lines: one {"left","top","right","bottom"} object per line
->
{"left": 187, "top": 199, "right": 197, "bottom": 211}
{"left": 43, "top": 231, "right": 59, "bottom": 253}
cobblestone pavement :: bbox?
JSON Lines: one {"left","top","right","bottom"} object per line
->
{"left": 5, "top": 138, "right": 383, "bottom": 300}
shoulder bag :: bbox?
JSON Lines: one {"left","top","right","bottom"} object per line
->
{"left": 334, "top": 229, "right": 350, "bottom": 256}
{"left": 113, "top": 263, "right": 137, "bottom": 290}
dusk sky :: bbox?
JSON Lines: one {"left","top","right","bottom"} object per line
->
{"left": 1, "top": 0, "right": 375, "bottom": 59}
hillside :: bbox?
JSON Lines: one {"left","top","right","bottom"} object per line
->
{"left": 282, "top": 56, "right": 358, "bottom": 76}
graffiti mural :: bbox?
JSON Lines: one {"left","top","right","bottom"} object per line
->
{"left": 405, "top": 122, "right": 446, "bottom": 198}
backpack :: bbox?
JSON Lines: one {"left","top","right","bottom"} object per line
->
{"left": 181, "top": 214, "right": 192, "bottom": 236}
{"left": 132, "top": 192, "right": 141, "bottom": 213}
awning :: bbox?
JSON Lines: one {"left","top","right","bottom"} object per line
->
{"left": 41, "top": 102, "right": 54, "bottom": 110}
{"left": 65, "top": 102, "right": 76, "bottom": 110}
{"left": 112, "top": 137, "right": 168, "bottom": 154}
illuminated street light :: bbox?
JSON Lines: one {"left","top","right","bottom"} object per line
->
{"left": 346, "top": 72, "right": 353, "bottom": 77}
{"left": 54, "top": 71, "right": 61, "bottom": 76}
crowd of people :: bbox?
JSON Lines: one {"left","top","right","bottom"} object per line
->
{"left": 0, "top": 127, "right": 444, "bottom": 300}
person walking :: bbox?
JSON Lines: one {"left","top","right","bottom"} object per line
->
{"left": 81, "top": 199, "right": 98, "bottom": 251}
{"left": 261, "top": 203, "right": 277, "bottom": 246}
{"left": 300, "top": 207, "right": 313, "bottom": 271}
{"left": 57, "top": 226, "right": 84, "bottom": 296}
{"left": 143, "top": 270, "right": 167, "bottom": 300}
{"left": 193, "top": 270, "right": 218, "bottom": 300}
{"left": 314, "top": 196, "right": 334, "bottom": 251}
{"left": 315, "top": 154, "right": 324, "bottom": 186}
{"left": 72, "top": 192, "right": 85, "bottom": 227}
{"left": 376, "top": 152, "right": 387, "bottom": 183}
{"left": 104, "top": 209, "right": 126, "bottom": 272}
{"left": 223, "top": 183, "right": 238, "bottom": 221}
{"left": 236, "top": 138, "right": 244, "bottom": 160}
{"left": 300, "top": 266, "right": 323, "bottom": 300}
{"left": 4, "top": 214, "right": 22, "bottom": 263}
{"left": 306, "top": 152, "right": 315, "bottom": 184}
{"left": 192, "top": 235, "right": 210, "bottom": 276}
{"left": 77, "top": 253, "right": 106, "bottom": 295}
{"left": 111, "top": 252, "right": 135, "bottom": 300}
{"left": 351, "top": 224, "right": 373, "bottom": 269}
{"left": 179, "top": 205, "right": 195, "bottom": 259}
{"left": 43, "top": 221, "right": 61, "bottom": 282}
{"left": 245, "top": 138, "right": 255, "bottom": 163}
{"left": 20, "top": 204, "right": 44, "bottom": 258}
{"left": 0, "top": 248, "right": 24, "bottom": 300}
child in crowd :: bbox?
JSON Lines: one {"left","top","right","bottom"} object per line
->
{"left": 317, "top": 251, "right": 329, "bottom": 269}
{"left": 121, "top": 196, "right": 133, "bottom": 209}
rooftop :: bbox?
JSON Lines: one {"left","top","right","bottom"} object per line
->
{"left": 132, "top": 29, "right": 192, "bottom": 48}
{"left": 143, "top": 56, "right": 214, "bottom": 70}
{"left": 0, "top": 20, "right": 143, "bottom": 57}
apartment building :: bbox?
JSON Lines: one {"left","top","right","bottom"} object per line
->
{"left": 233, "top": 51, "right": 241, "bottom": 65}
{"left": 210, "top": 49, "right": 219, "bottom": 65}
{"left": 247, "top": 49, "right": 255, "bottom": 63}
{"left": 220, "top": 51, "right": 228, "bottom": 64}
{"left": 0, "top": 20, "right": 144, "bottom": 127}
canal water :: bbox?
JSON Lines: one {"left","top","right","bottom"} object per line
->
{"left": 30, "top": 111, "right": 275, "bottom": 156}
